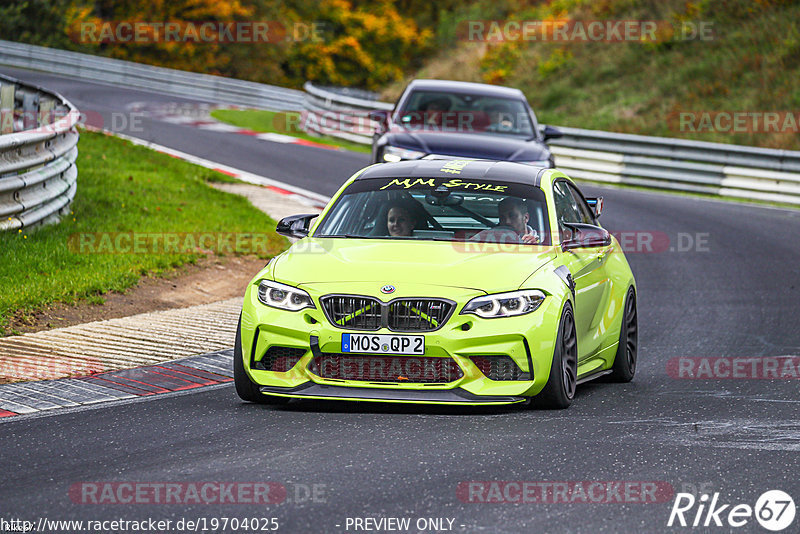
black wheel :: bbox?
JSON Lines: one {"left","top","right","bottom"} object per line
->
{"left": 609, "top": 287, "right": 637, "bottom": 382}
{"left": 233, "top": 316, "right": 290, "bottom": 405}
{"left": 533, "top": 301, "right": 577, "bottom": 409}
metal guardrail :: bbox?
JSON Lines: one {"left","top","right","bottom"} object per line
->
{"left": 0, "top": 40, "right": 305, "bottom": 111}
{"left": 0, "top": 73, "right": 79, "bottom": 231}
{"left": 3, "top": 41, "right": 798, "bottom": 206}
{"left": 303, "top": 82, "right": 800, "bottom": 205}
{"left": 303, "top": 81, "right": 390, "bottom": 144}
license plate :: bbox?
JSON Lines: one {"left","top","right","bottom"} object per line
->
{"left": 342, "top": 333, "right": 424, "bottom": 355}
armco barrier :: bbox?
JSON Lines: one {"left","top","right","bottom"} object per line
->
{"left": 0, "top": 40, "right": 305, "bottom": 111}
{"left": 3, "top": 40, "right": 798, "bottom": 205}
{"left": 0, "top": 73, "right": 79, "bottom": 231}
{"left": 302, "top": 82, "right": 800, "bottom": 205}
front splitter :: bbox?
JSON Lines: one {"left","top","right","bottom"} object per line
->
{"left": 260, "top": 383, "right": 526, "bottom": 405}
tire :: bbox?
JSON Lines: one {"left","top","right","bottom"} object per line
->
{"left": 533, "top": 301, "right": 577, "bottom": 409}
{"left": 609, "top": 287, "right": 637, "bottom": 382}
{"left": 233, "top": 316, "right": 290, "bottom": 405}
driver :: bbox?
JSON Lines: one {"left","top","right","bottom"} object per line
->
{"left": 498, "top": 197, "right": 539, "bottom": 244}
{"left": 486, "top": 102, "right": 514, "bottom": 132}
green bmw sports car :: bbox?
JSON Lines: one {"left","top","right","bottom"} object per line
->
{"left": 234, "top": 160, "right": 637, "bottom": 408}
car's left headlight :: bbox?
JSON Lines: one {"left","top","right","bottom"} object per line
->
{"left": 257, "top": 280, "right": 315, "bottom": 311}
{"left": 461, "top": 290, "right": 546, "bottom": 318}
{"left": 382, "top": 145, "right": 426, "bottom": 162}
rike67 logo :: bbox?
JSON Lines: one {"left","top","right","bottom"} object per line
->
{"left": 668, "top": 490, "right": 796, "bottom": 531}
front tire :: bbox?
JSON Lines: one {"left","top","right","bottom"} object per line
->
{"left": 534, "top": 301, "right": 577, "bottom": 409}
{"left": 609, "top": 287, "right": 637, "bottom": 382}
{"left": 233, "top": 316, "right": 289, "bottom": 405}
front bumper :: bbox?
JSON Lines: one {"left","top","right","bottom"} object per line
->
{"left": 240, "top": 285, "right": 564, "bottom": 405}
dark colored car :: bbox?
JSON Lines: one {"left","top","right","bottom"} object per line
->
{"left": 369, "top": 79, "right": 562, "bottom": 166}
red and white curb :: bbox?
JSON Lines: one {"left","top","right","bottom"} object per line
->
{"left": 125, "top": 102, "right": 346, "bottom": 152}
{"left": 0, "top": 350, "right": 233, "bottom": 418}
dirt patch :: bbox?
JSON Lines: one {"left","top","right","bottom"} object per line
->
{"left": 4, "top": 254, "right": 266, "bottom": 336}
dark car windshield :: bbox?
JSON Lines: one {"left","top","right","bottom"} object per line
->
{"left": 314, "top": 174, "right": 551, "bottom": 246}
{"left": 396, "top": 90, "right": 535, "bottom": 137}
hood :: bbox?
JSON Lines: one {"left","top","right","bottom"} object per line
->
{"left": 385, "top": 129, "right": 550, "bottom": 162}
{"left": 272, "top": 238, "right": 556, "bottom": 295}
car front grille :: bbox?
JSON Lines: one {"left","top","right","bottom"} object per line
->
{"left": 320, "top": 295, "right": 454, "bottom": 332}
{"left": 254, "top": 346, "right": 306, "bottom": 372}
{"left": 469, "top": 356, "right": 526, "bottom": 381}
{"left": 320, "top": 296, "right": 382, "bottom": 330}
{"left": 309, "top": 354, "right": 463, "bottom": 383}
{"left": 387, "top": 299, "right": 452, "bottom": 332}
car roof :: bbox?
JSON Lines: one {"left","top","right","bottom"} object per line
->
{"left": 405, "top": 79, "right": 525, "bottom": 100}
{"left": 356, "top": 160, "right": 550, "bottom": 187}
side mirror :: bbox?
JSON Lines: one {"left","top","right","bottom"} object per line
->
{"left": 562, "top": 223, "right": 611, "bottom": 251}
{"left": 276, "top": 214, "right": 319, "bottom": 239}
{"left": 585, "top": 196, "right": 603, "bottom": 218}
{"left": 542, "top": 125, "right": 563, "bottom": 141}
{"left": 368, "top": 110, "right": 389, "bottom": 125}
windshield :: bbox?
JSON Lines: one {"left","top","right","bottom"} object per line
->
{"left": 314, "top": 174, "right": 551, "bottom": 246}
{"left": 396, "top": 90, "right": 536, "bottom": 137}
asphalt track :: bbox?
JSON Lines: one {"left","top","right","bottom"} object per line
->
{"left": 2, "top": 67, "right": 800, "bottom": 533}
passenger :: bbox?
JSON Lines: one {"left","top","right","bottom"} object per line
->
{"left": 387, "top": 204, "right": 416, "bottom": 237}
{"left": 421, "top": 97, "right": 451, "bottom": 127}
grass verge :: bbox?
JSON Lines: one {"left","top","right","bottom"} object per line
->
{"left": 210, "top": 109, "right": 372, "bottom": 154}
{"left": 0, "top": 130, "right": 287, "bottom": 336}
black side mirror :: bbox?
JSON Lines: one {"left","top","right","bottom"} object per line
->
{"left": 368, "top": 110, "right": 389, "bottom": 125}
{"left": 585, "top": 197, "right": 603, "bottom": 218}
{"left": 562, "top": 223, "right": 611, "bottom": 251}
{"left": 276, "top": 214, "right": 319, "bottom": 239}
{"left": 542, "top": 125, "right": 563, "bottom": 141}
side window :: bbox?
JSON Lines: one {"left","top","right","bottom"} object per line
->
{"left": 553, "top": 181, "right": 582, "bottom": 241}
{"left": 565, "top": 183, "right": 596, "bottom": 225}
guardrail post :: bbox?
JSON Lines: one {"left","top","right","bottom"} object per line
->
{"left": 0, "top": 83, "right": 14, "bottom": 134}
{"left": 22, "top": 92, "right": 39, "bottom": 131}
{"left": 38, "top": 98, "right": 54, "bottom": 129}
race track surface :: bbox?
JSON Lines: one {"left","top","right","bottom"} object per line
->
{"left": 2, "top": 67, "right": 799, "bottom": 533}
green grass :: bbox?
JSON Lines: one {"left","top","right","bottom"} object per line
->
{"left": 403, "top": 0, "right": 800, "bottom": 151}
{"left": 0, "top": 130, "right": 288, "bottom": 336}
{"left": 210, "top": 109, "right": 372, "bottom": 154}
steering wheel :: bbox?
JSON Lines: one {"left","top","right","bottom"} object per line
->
{"left": 470, "top": 225, "right": 521, "bottom": 243}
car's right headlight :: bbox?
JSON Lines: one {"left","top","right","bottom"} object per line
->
{"left": 461, "top": 290, "right": 546, "bottom": 318}
{"left": 257, "top": 280, "right": 315, "bottom": 311}
{"left": 382, "top": 145, "right": 426, "bottom": 162}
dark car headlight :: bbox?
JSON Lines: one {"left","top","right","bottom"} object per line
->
{"left": 257, "top": 280, "right": 315, "bottom": 311}
{"left": 382, "top": 145, "right": 426, "bottom": 162}
{"left": 461, "top": 290, "right": 545, "bottom": 318}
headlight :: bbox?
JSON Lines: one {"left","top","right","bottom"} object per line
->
{"left": 461, "top": 290, "right": 546, "bottom": 318}
{"left": 257, "top": 280, "right": 315, "bottom": 311}
{"left": 382, "top": 145, "right": 426, "bottom": 162}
